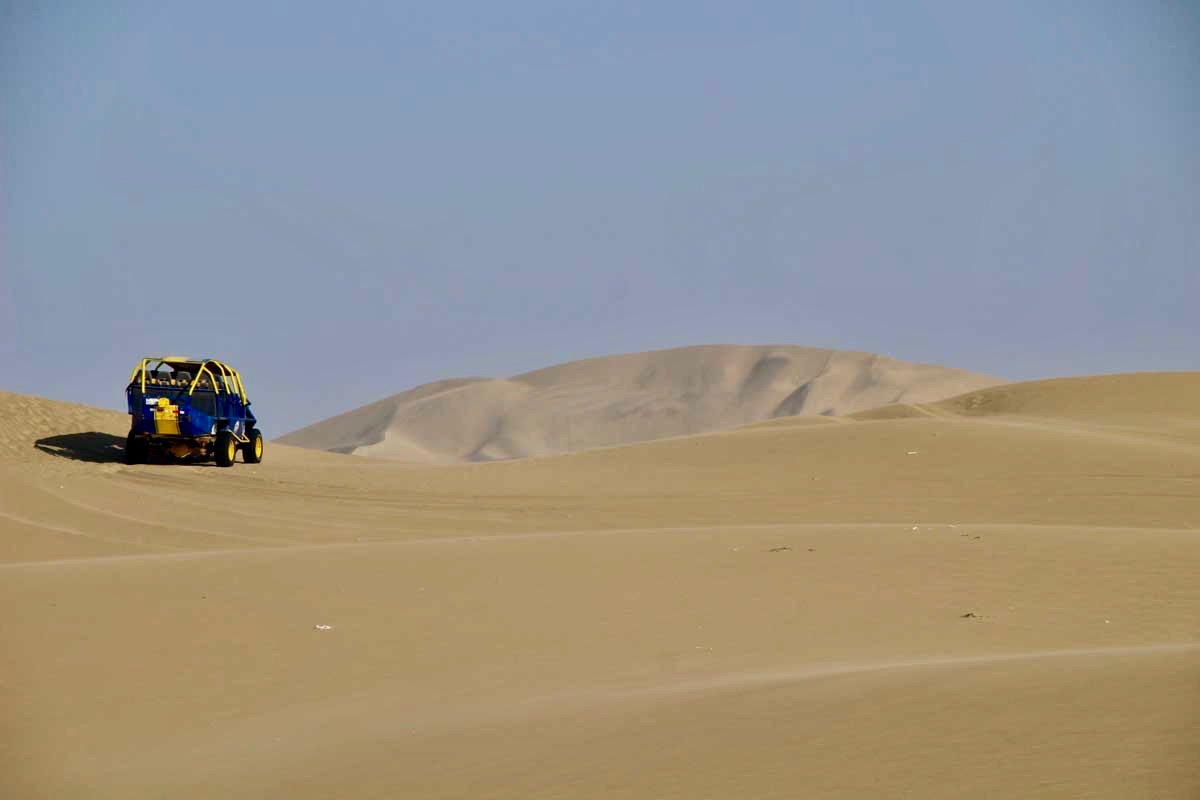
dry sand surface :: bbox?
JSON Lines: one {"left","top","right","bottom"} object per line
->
{"left": 277, "top": 345, "right": 1003, "bottom": 462}
{"left": 2, "top": 371, "right": 1199, "bottom": 798}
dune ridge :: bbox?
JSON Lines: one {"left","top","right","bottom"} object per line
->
{"left": 278, "top": 344, "right": 1004, "bottom": 462}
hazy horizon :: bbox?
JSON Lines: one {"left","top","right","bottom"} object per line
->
{"left": 4, "top": 2, "right": 1197, "bottom": 435}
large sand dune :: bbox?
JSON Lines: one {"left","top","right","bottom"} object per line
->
{"left": 2, "top": 372, "right": 1199, "bottom": 798}
{"left": 277, "top": 345, "right": 1004, "bottom": 462}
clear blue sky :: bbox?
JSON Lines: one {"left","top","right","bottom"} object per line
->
{"left": 3, "top": 1, "right": 1197, "bottom": 435}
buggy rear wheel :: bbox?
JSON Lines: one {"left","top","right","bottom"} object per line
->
{"left": 243, "top": 428, "right": 264, "bottom": 463}
{"left": 125, "top": 431, "right": 149, "bottom": 465}
{"left": 215, "top": 429, "right": 237, "bottom": 467}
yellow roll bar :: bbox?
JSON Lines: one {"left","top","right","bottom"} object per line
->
{"left": 130, "top": 359, "right": 149, "bottom": 393}
{"left": 187, "top": 365, "right": 220, "bottom": 395}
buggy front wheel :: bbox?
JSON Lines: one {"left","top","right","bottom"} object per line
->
{"left": 243, "top": 428, "right": 264, "bottom": 464}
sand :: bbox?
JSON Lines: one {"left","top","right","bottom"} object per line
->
{"left": 277, "top": 345, "right": 1003, "bottom": 462}
{"left": 1, "top": 371, "right": 1199, "bottom": 798}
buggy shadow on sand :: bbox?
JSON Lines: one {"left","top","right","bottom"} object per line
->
{"left": 34, "top": 431, "right": 222, "bottom": 466}
{"left": 34, "top": 432, "right": 127, "bottom": 464}
{"left": 124, "top": 356, "right": 264, "bottom": 467}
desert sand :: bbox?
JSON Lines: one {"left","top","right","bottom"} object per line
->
{"left": 2, "top": 370, "right": 1199, "bottom": 798}
{"left": 277, "top": 345, "right": 1003, "bottom": 462}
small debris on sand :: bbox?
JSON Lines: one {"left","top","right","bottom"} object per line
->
{"left": 961, "top": 612, "right": 977, "bottom": 619}
{"left": 314, "top": 624, "right": 334, "bottom": 631}
{"left": 769, "top": 546, "right": 791, "bottom": 552}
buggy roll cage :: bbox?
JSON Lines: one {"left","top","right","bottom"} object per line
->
{"left": 128, "top": 357, "right": 249, "bottom": 404}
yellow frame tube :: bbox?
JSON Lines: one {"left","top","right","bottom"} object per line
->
{"left": 188, "top": 365, "right": 222, "bottom": 395}
{"left": 210, "top": 360, "right": 247, "bottom": 403}
{"left": 211, "top": 362, "right": 231, "bottom": 394}
{"left": 229, "top": 368, "right": 246, "bottom": 402}
{"left": 130, "top": 359, "right": 149, "bottom": 392}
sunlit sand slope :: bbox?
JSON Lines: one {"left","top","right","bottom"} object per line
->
{"left": 1, "top": 371, "right": 1198, "bottom": 798}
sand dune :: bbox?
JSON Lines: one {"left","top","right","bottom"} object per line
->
{"left": 277, "top": 345, "right": 1004, "bottom": 462}
{"left": 2, "top": 371, "right": 1199, "bottom": 798}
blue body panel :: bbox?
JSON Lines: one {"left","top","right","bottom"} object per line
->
{"left": 126, "top": 383, "right": 256, "bottom": 438}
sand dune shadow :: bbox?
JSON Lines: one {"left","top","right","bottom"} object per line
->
{"left": 34, "top": 431, "right": 126, "bottom": 463}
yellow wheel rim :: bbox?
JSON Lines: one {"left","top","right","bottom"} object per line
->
{"left": 254, "top": 437, "right": 263, "bottom": 458}
{"left": 227, "top": 440, "right": 236, "bottom": 461}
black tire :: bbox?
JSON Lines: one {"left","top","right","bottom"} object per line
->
{"left": 125, "top": 431, "right": 149, "bottom": 465}
{"left": 215, "top": 429, "right": 237, "bottom": 467}
{"left": 243, "top": 428, "right": 264, "bottom": 464}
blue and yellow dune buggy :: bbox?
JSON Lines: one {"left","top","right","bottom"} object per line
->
{"left": 125, "top": 356, "right": 263, "bottom": 467}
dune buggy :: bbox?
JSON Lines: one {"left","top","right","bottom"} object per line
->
{"left": 124, "top": 356, "right": 263, "bottom": 467}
